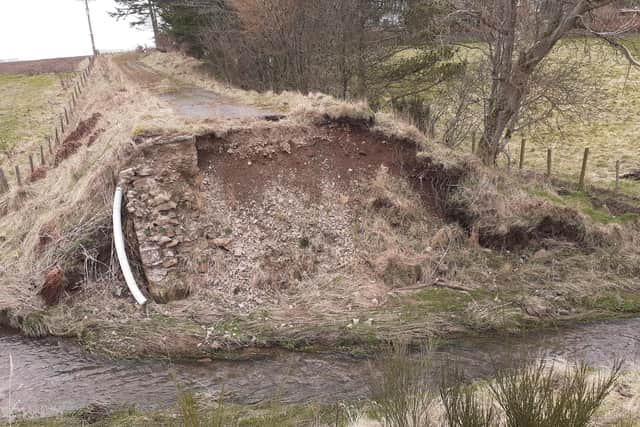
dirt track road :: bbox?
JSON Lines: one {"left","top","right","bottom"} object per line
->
{"left": 115, "top": 54, "right": 274, "bottom": 120}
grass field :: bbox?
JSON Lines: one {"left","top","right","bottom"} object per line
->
{"left": 0, "top": 71, "right": 74, "bottom": 160}
{"left": 510, "top": 42, "right": 640, "bottom": 193}
{"left": 390, "top": 38, "right": 640, "bottom": 196}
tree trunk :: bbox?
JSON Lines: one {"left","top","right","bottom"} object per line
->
{"left": 477, "top": 0, "right": 606, "bottom": 166}
{"left": 354, "top": 3, "right": 368, "bottom": 100}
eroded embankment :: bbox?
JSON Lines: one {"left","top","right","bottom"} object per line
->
{"left": 2, "top": 66, "right": 640, "bottom": 359}
{"left": 120, "top": 119, "right": 423, "bottom": 306}
{"left": 123, "top": 113, "right": 621, "bottom": 306}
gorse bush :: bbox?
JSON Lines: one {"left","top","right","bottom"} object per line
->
{"left": 490, "top": 359, "right": 622, "bottom": 427}
{"left": 371, "top": 344, "right": 622, "bottom": 427}
{"left": 368, "top": 342, "right": 437, "bottom": 427}
{"left": 176, "top": 385, "right": 201, "bottom": 427}
{"left": 173, "top": 348, "right": 621, "bottom": 427}
{"left": 440, "top": 370, "right": 497, "bottom": 427}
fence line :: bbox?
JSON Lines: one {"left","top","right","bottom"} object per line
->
{"left": 470, "top": 139, "right": 626, "bottom": 192}
{"left": 0, "top": 55, "right": 97, "bottom": 194}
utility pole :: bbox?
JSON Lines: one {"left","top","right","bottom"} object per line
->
{"left": 84, "top": 0, "right": 97, "bottom": 55}
{"left": 148, "top": 0, "right": 159, "bottom": 47}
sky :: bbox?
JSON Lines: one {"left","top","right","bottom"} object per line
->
{"left": 0, "top": 0, "right": 155, "bottom": 61}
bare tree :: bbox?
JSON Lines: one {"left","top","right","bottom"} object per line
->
{"left": 447, "top": 0, "right": 640, "bottom": 165}
{"left": 197, "top": 0, "right": 461, "bottom": 101}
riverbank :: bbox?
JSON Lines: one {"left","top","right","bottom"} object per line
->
{"left": 2, "top": 316, "right": 640, "bottom": 421}
{"left": 5, "top": 320, "right": 640, "bottom": 426}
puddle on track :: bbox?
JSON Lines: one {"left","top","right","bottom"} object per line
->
{"left": 161, "top": 87, "right": 274, "bottom": 120}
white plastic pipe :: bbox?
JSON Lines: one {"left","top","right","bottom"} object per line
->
{"left": 113, "top": 186, "right": 147, "bottom": 305}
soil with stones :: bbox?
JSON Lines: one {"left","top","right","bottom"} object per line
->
{"left": 55, "top": 113, "right": 102, "bottom": 165}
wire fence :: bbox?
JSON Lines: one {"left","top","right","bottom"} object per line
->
{"left": 468, "top": 132, "right": 630, "bottom": 192}
{"left": 0, "top": 55, "right": 97, "bottom": 194}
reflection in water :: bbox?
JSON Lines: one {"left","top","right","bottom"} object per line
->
{"left": 1, "top": 318, "right": 639, "bottom": 417}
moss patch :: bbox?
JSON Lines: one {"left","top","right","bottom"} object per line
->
{"left": 584, "top": 292, "right": 640, "bottom": 314}
{"left": 414, "top": 288, "right": 474, "bottom": 312}
{"left": 533, "top": 190, "right": 640, "bottom": 224}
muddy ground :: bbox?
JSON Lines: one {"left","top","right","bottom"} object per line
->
{"left": 0, "top": 56, "right": 87, "bottom": 75}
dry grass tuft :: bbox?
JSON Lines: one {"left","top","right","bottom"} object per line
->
{"left": 374, "top": 112, "right": 427, "bottom": 147}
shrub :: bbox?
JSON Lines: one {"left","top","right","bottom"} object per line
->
{"left": 440, "top": 370, "right": 497, "bottom": 427}
{"left": 368, "top": 342, "right": 437, "bottom": 427}
{"left": 490, "top": 359, "right": 622, "bottom": 427}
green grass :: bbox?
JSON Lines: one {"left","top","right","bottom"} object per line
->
{"left": 517, "top": 40, "right": 640, "bottom": 196}
{"left": 533, "top": 190, "right": 640, "bottom": 224}
{"left": 6, "top": 400, "right": 340, "bottom": 427}
{"left": 585, "top": 292, "right": 640, "bottom": 314}
{"left": 0, "top": 73, "right": 70, "bottom": 155}
{"left": 415, "top": 288, "right": 475, "bottom": 312}
{"left": 393, "top": 37, "right": 640, "bottom": 197}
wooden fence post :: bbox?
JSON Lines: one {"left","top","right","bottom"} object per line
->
{"left": 546, "top": 147, "right": 552, "bottom": 178}
{"left": 40, "top": 145, "right": 45, "bottom": 166}
{"left": 579, "top": 147, "right": 590, "bottom": 190}
{"left": 60, "top": 116, "right": 65, "bottom": 134}
{"left": 616, "top": 160, "right": 621, "bottom": 190}
{"left": 519, "top": 138, "right": 526, "bottom": 170}
{"left": 15, "top": 165, "right": 21, "bottom": 186}
{"left": 29, "top": 154, "right": 34, "bottom": 175}
{"left": 0, "top": 167, "right": 8, "bottom": 193}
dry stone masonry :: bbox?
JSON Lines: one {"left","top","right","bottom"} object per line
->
{"left": 119, "top": 134, "right": 200, "bottom": 303}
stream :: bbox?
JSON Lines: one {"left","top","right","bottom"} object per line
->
{"left": 1, "top": 318, "right": 639, "bottom": 418}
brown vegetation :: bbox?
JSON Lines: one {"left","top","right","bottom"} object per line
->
{"left": 39, "top": 266, "right": 65, "bottom": 306}
{"left": 28, "top": 166, "right": 47, "bottom": 183}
